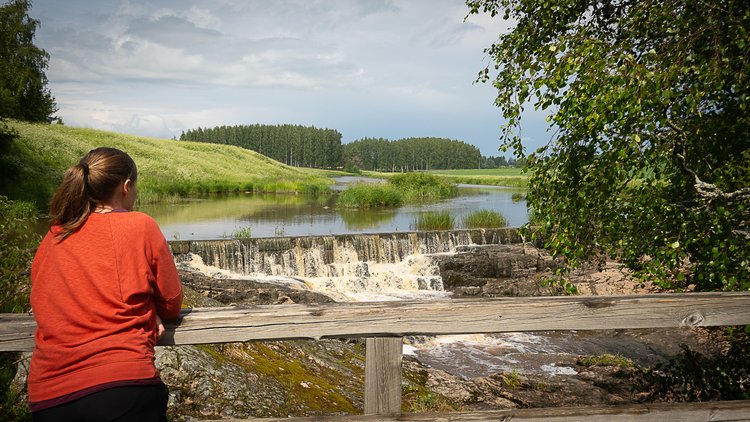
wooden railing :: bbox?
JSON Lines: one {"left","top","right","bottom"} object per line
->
{"left": 2, "top": 292, "right": 750, "bottom": 421}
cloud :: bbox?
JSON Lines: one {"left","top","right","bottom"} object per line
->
{"left": 31, "top": 0, "right": 546, "bottom": 156}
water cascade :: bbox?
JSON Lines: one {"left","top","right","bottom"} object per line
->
{"left": 170, "top": 228, "right": 521, "bottom": 301}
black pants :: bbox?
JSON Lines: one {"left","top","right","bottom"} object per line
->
{"left": 32, "top": 384, "right": 169, "bottom": 422}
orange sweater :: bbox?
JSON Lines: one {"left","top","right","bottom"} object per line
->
{"left": 28, "top": 211, "right": 183, "bottom": 403}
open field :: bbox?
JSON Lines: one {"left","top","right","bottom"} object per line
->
{"left": 426, "top": 168, "right": 527, "bottom": 188}
{"left": 1, "top": 121, "right": 332, "bottom": 206}
{"left": 363, "top": 168, "right": 528, "bottom": 188}
{"left": 426, "top": 168, "right": 525, "bottom": 177}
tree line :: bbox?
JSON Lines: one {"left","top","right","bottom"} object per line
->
{"left": 181, "top": 126, "right": 520, "bottom": 171}
{"left": 180, "top": 124, "right": 343, "bottom": 169}
{"left": 342, "top": 137, "right": 483, "bottom": 171}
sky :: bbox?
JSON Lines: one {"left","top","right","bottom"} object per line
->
{"left": 29, "top": 0, "right": 551, "bottom": 157}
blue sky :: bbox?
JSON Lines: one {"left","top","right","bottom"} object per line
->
{"left": 30, "top": 0, "right": 551, "bottom": 157}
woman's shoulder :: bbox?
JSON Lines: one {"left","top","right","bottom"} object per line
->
{"left": 114, "top": 211, "right": 161, "bottom": 233}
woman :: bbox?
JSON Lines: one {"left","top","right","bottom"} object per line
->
{"left": 28, "top": 147, "right": 183, "bottom": 421}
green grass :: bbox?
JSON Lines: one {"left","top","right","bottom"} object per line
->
{"left": 501, "top": 369, "right": 523, "bottom": 389}
{"left": 337, "top": 172, "right": 459, "bottom": 209}
{"left": 579, "top": 354, "right": 636, "bottom": 368}
{"left": 363, "top": 169, "right": 528, "bottom": 188}
{"left": 413, "top": 211, "right": 455, "bottom": 231}
{"left": 337, "top": 183, "right": 403, "bottom": 208}
{"left": 429, "top": 168, "right": 527, "bottom": 188}
{"left": 388, "top": 172, "right": 458, "bottom": 203}
{"left": 229, "top": 226, "right": 252, "bottom": 239}
{"left": 0, "top": 121, "right": 333, "bottom": 207}
{"left": 463, "top": 210, "right": 509, "bottom": 228}
{"left": 427, "top": 168, "right": 525, "bottom": 176}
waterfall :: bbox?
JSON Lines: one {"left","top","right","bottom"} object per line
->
{"left": 171, "top": 228, "right": 521, "bottom": 302}
{"left": 172, "top": 228, "right": 578, "bottom": 378}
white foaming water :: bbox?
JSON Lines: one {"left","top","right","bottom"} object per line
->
{"left": 184, "top": 254, "right": 309, "bottom": 289}
{"left": 540, "top": 364, "right": 578, "bottom": 375}
{"left": 411, "top": 332, "right": 578, "bottom": 378}
{"left": 182, "top": 240, "right": 564, "bottom": 379}
{"left": 183, "top": 251, "right": 451, "bottom": 302}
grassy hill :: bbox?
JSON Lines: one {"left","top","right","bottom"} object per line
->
{"left": 0, "top": 121, "right": 334, "bottom": 207}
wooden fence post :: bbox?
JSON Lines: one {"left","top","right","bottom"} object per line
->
{"left": 364, "top": 337, "right": 403, "bottom": 415}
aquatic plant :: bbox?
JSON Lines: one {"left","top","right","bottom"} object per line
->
{"left": 387, "top": 172, "right": 458, "bottom": 203}
{"left": 463, "top": 209, "right": 508, "bottom": 228}
{"left": 336, "top": 183, "right": 403, "bottom": 208}
{"left": 413, "top": 211, "right": 454, "bottom": 231}
{"left": 231, "top": 226, "right": 252, "bottom": 239}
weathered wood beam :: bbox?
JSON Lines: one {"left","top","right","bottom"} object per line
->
{"left": 208, "top": 400, "right": 750, "bottom": 421}
{"left": 2, "top": 292, "right": 750, "bottom": 352}
{"left": 364, "top": 337, "right": 403, "bottom": 415}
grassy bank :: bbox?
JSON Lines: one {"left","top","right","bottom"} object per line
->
{"left": 363, "top": 168, "right": 528, "bottom": 188}
{"left": 0, "top": 121, "right": 332, "bottom": 207}
{"left": 429, "top": 168, "right": 528, "bottom": 188}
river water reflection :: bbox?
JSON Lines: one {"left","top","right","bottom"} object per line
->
{"left": 139, "top": 182, "right": 528, "bottom": 240}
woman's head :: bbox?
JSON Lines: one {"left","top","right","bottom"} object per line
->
{"left": 49, "top": 147, "right": 138, "bottom": 239}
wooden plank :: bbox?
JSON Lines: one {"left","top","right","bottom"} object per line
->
{"left": 2, "top": 292, "right": 750, "bottom": 352}
{"left": 207, "top": 400, "right": 750, "bottom": 421}
{"left": 364, "top": 337, "right": 403, "bottom": 415}
{"left": 0, "top": 312, "right": 36, "bottom": 352}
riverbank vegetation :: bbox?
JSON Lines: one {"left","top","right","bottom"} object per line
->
{"left": 0, "top": 196, "right": 37, "bottom": 420}
{"left": 471, "top": 0, "right": 749, "bottom": 292}
{"left": 336, "top": 183, "right": 403, "bottom": 208}
{"left": 0, "top": 121, "right": 332, "bottom": 208}
{"left": 337, "top": 173, "right": 458, "bottom": 208}
{"left": 463, "top": 210, "right": 508, "bottom": 228}
{"left": 414, "top": 211, "right": 455, "bottom": 231}
{"left": 426, "top": 168, "right": 528, "bottom": 188}
{"left": 360, "top": 169, "right": 528, "bottom": 189}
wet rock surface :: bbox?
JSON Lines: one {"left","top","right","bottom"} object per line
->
{"left": 434, "top": 243, "right": 658, "bottom": 297}
{"left": 178, "top": 270, "right": 334, "bottom": 306}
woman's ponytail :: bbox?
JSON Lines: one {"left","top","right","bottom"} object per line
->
{"left": 48, "top": 148, "right": 137, "bottom": 240}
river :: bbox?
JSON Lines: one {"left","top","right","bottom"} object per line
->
{"left": 139, "top": 179, "right": 528, "bottom": 240}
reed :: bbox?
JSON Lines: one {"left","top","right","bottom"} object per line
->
{"left": 413, "top": 211, "right": 454, "bottom": 231}
{"left": 463, "top": 209, "right": 508, "bottom": 228}
{"left": 336, "top": 183, "right": 403, "bottom": 208}
{"left": 230, "top": 226, "right": 252, "bottom": 239}
{"left": 388, "top": 173, "right": 458, "bottom": 202}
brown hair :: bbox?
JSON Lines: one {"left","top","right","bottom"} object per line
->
{"left": 49, "top": 147, "right": 137, "bottom": 240}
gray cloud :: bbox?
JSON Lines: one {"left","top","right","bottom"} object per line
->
{"left": 31, "top": 0, "right": 547, "bottom": 156}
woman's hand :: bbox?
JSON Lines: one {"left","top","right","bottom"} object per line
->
{"left": 156, "top": 315, "right": 165, "bottom": 340}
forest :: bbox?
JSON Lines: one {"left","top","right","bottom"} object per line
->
{"left": 180, "top": 125, "right": 516, "bottom": 171}
{"left": 180, "top": 124, "right": 344, "bottom": 169}
{"left": 342, "top": 137, "right": 482, "bottom": 171}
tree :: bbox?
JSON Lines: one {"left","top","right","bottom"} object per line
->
{"left": 468, "top": 0, "right": 749, "bottom": 291}
{"left": 0, "top": 0, "right": 57, "bottom": 123}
